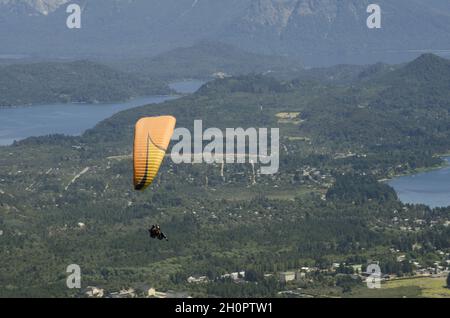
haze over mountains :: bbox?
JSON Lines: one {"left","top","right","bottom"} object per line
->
{"left": 113, "top": 41, "right": 303, "bottom": 80}
{"left": 1, "top": 0, "right": 450, "bottom": 66}
{"left": 0, "top": 0, "right": 68, "bottom": 15}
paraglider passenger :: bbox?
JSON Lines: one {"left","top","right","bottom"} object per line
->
{"left": 148, "top": 224, "right": 168, "bottom": 241}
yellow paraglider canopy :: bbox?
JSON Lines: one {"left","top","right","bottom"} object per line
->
{"left": 133, "top": 116, "right": 176, "bottom": 191}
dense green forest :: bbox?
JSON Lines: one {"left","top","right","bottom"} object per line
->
{"left": 0, "top": 60, "right": 170, "bottom": 107}
{"left": 110, "top": 41, "right": 397, "bottom": 85}
{"left": 110, "top": 41, "right": 303, "bottom": 81}
{"left": 0, "top": 54, "right": 449, "bottom": 297}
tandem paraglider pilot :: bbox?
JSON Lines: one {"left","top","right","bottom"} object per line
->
{"left": 148, "top": 224, "right": 168, "bottom": 241}
{"left": 133, "top": 116, "right": 176, "bottom": 243}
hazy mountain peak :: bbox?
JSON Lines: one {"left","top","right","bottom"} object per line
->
{"left": 400, "top": 53, "right": 450, "bottom": 75}
{"left": 243, "top": 0, "right": 368, "bottom": 28}
{"left": 293, "top": 0, "right": 368, "bottom": 19}
{"left": 379, "top": 54, "right": 450, "bottom": 89}
{"left": 410, "top": 53, "right": 449, "bottom": 65}
{"left": 244, "top": 0, "right": 297, "bottom": 29}
{"left": 0, "top": 0, "right": 68, "bottom": 15}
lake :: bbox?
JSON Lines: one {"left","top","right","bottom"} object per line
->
{"left": 388, "top": 157, "right": 450, "bottom": 208}
{"left": 169, "top": 80, "right": 205, "bottom": 94}
{"left": 0, "top": 80, "right": 204, "bottom": 146}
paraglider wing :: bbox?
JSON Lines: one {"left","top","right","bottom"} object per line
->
{"left": 133, "top": 116, "right": 176, "bottom": 191}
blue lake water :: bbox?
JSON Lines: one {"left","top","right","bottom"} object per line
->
{"left": 388, "top": 157, "right": 450, "bottom": 208}
{"left": 0, "top": 80, "right": 204, "bottom": 146}
{"left": 0, "top": 95, "right": 176, "bottom": 146}
{"left": 169, "top": 80, "right": 205, "bottom": 94}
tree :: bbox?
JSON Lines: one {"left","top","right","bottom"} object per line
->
{"left": 245, "top": 269, "right": 264, "bottom": 282}
{"left": 336, "top": 275, "right": 360, "bottom": 293}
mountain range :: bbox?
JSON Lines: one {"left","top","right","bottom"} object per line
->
{"left": 0, "top": 0, "right": 69, "bottom": 15}
{"left": 1, "top": 0, "right": 450, "bottom": 66}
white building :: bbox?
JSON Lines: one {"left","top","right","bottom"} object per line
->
{"left": 295, "top": 272, "right": 306, "bottom": 280}
{"left": 187, "top": 276, "right": 208, "bottom": 284}
{"left": 279, "top": 272, "right": 296, "bottom": 283}
{"left": 85, "top": 286, "right": 104, "bottom": 298}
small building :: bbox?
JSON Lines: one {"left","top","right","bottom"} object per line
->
{"left": 352, "top": 265, "right": 363, "bottom": 274}
{"left": 295, "top": 272, "right": 306, "bottom": 280}
{"left": 118, "top": 288, "right": 136, "bottom": 298}
{"left": 187, "top": 276, "right": 208, "bottom": 284}
{"left": 84, "top": 286, "right": 104, "bottom": 298}
{"left": 300, "top": 267, "right": 313, "bottom": 272}
{"left": 229, "top": 272, "right": 245, "bottom": 281}
{"left": 147, "top": 288, "right": 167, "bottom": 298}
{"left": 279, "top": 272, "right": 296, "bottom": 283}
{"left": 77, "top": 222, "right": 86, "bottom": 229}
{"left": 212, "top": 72, "right": 230, "bottom": 79}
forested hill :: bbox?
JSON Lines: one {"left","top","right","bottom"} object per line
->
{"left": 85, "top": 53, "right": 450, "bottom": 173}
{"left": 374, "top": 54, "right": 450, "bottom": 99}
{"left": 0, "top": 60, "right": 170, "bottom": 107}
{"left": 388, "top": 53, "right": 450, "bottom": 82}
{"left": 112, "top": 41, "right": 303, "bottom": 81}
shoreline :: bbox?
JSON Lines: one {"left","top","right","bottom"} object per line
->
{"left": 379, "top": 154, "right": 450, "bottom": 183}
{"left": 0, "top": 93, "right": 177, "bottom": 109}
{"left": 0, "top": 95, "right": 181, "bottom": 147}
